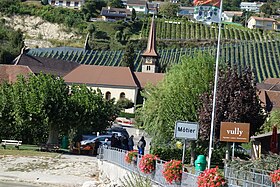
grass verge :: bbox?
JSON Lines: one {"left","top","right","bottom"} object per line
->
{"left": 0, "top": 144, "right": 61, "bottom": 157}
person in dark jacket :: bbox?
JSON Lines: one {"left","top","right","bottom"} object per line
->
{"left": 111, "top": 134, "right": 118, "bottom": 148}
{"left": 128, "top": 135, "right": 134, "bottom": 151}
{"left": 137, "top": 136, "right": 146, "bottom": 155}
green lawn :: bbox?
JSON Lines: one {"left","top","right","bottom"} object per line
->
{"left": 0, "top": 144, "right": 63, "bottom": 157}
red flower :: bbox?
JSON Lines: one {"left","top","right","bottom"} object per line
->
{"left": 162, "top": 160, "right": 184, "bottom": 184}
{"left": 125, "top": 150, "right": 138, "bottom": 164}
{"left": 139, "top": 154, "right": 158, "bottom": 174}
{"left": 270, "top": 169, "right": 280, "bottom": 183}
{"left": 197, "top": 167, "right": 227, "bottom": 187}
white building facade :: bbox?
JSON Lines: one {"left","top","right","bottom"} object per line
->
{"left": 48, "top": 0, "right": 85, "bottom": 9}
{"left": 240, "top": 2, "right": 264, "bottom": 13}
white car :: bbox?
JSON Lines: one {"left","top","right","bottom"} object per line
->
{"left": 81, "top": 135, "right": 112, "bottom": 146}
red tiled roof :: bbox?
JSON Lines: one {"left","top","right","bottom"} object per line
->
{"left": 64, "top": 65, "right": 138, "bottom": 87}
{"left": 0, "top": 65, "right": 33, "bottom": 84}
{"left": 134, "top": 72, "right": 164, "bottom": 88}
{"left": 249, "top": 16, "right": 275, "bottom": 22}
{"left": 257, "top": 78, "right": 280, "bottom": 110}
{"left": 263, "top": 78, "right": 280, "bottom": 85}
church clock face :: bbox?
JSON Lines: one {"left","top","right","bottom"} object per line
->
{"left": 146, "top": 57, "right": 153, "bottom": 64}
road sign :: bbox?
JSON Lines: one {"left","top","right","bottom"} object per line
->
{"left": 174, "top": 121, "right": 199, "bottom": 140}
{"left": 220, "top": 122, "right": 250, "bottom": 143}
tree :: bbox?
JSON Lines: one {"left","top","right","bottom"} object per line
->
{"left": 258, "top": 109, "right": 280, "bottom": 134}
{"left": 68, "top": 84, "right": 119, "bottom": 134}
{"left": 81, "top": 0, "right": 97, "bottom": 20}
{"left": 87, "top": 23, "right": 96, "bottom": 35}
{"left": 260, "top": 4, "right": 273, "bottom": 16}
{"left": 108, "top": 0, "right": 124, "bottom": 8}
{"left": 137, "top": 52, "right": 215, "bottom": 164}
{"left": 223, "top": 0, "right": 241, "bottom": 11}
{"left": 0, "top": 74, "right": 119, "bottom": 144}
{"left": 41, "top": 0, "right": 48, "bottom": 5}
{"left": 159, "top": 2, "right": 179, "bottom": 18}
{"left": 198, "top": 67, "right": 266, "bottom": 141}
{"left": 116, "top": 98, "right": 134, "bottom": 110}
{"left": 131, "top": 8, "right": 136, "bottom": 21}
{"left": 120, "top": 43, "right": 135, "bottom": 70}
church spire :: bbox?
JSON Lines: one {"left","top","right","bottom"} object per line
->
{"left": 142, "top": 15, "right": 159, "bottom": 58}
{"left": 141, "top": 15, "right": 159, "bottom": 73}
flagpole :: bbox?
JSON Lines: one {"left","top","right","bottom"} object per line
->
{"left": 207, "top": 0, "right": 223, "bottom": 169}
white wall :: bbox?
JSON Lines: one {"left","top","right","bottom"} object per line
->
{"left": 48, "top": 0, "right": 84, "bottom": 9}
{"left": 90, "top": 86, "right": 137, "bottom": 104}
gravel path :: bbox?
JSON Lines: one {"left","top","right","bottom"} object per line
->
{"left": 0, "top": 154, "right": 101, "bottom": 187}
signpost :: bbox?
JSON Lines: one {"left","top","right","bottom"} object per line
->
{"left": 220, "top": 122, "right": 250, "bottom": 159}
{"left": 174, "top": 121, "right": 199, "bottom": 165}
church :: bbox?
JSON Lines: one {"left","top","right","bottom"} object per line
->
{"left": 0, "top": 16, "right": 164, "bottom": 113}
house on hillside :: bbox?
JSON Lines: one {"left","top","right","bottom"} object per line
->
{"left": 100, "top": 7, "right": 132, "bottom": 21}
{"left": 257, "top": 78, "right": 280, "bottom": 112}
{"left": 126, "top": 0, "right": 148, "bottom": 13}
{"left": 247, "top": 16, "right": 276, "bottom": 30}
{"left": 222, "top": 11, "right": 243, "bottom": 23}
{"left": 274, "top": 21, "right": 280, "bottom": 31}
{"left": 177, "top": 6, "right": 194, "bottom": 17}
{"left": 240, "top": 2, "right": 264, "bottom": 13}
{"left": 48, "top": 0, "right": 84, "bottom": 9}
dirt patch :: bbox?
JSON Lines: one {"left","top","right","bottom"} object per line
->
{"left": 0, "top": 154, "right": 101, "bottom": 187}
{"left": 3, "top": 15, "right": 82, "bottom": 48}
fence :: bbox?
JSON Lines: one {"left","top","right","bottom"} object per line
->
{"left": 98, "top": 147, "right": 275, "bottom": 187}
{"left": 98, "top": 147, "right": 198, "bottom": 187}
{"left": 225, "top": 167, "right": 274, "bottom": 187}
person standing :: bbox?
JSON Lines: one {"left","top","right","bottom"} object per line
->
{"left": 137, "top": 136, "right": 146, "bottom": 155}
{"left": 128, "top": 135, "right": 134, "bottom": 151}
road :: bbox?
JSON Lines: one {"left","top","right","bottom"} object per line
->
{"left": 0, "top": 181, "right": 41, "bottom": 187}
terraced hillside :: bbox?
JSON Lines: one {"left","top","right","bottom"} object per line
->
{"left": 140, "top": 18, "right": 280, "bottom": 41}
{"left": 28, "top": 40, "right": 280, "bottom": 83}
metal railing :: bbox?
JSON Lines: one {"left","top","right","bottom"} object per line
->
{"left": 98, "top": 147, "right": 198, "bottom": 187}
{"left": 98, "top": 147, "right": 275, "bottom": 187}
{"left": 225, "top": 167, "right": 274, "bottom": 187}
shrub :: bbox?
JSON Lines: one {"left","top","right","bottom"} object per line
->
{"left": 162, "top": 160, "right": 183, "bottom": 184}
{"left": 139, "top": 154, "right": 158, "bottom": 174}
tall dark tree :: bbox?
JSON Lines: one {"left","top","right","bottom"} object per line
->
{"left": 81, "top": 0, "right": 97, "bottom": 20}
{"left": 131, "top": 8, "right": 136, "bottom": 21}
{"left": 198, "top": 67, "right": 266, "bottom": 141}
{"left": 120, "top": 44, "right": 135, "bottom": 70}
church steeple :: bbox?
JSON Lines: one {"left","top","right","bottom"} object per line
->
{"left": 141, "top": 15, "right": 159, "bottom": 73}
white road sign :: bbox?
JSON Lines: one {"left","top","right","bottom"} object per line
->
{"left": 174, "top": 121, "right": 199, "bottom": 140}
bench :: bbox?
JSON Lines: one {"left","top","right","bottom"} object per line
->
{"left": 1, "top": 140, "right": 22, "bottom": 149}
{"left": 39, "top": 143, "right": 60, "bottom": 152}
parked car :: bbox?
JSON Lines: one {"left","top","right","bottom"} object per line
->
{"left": 81, "top": 135, "right": 112, "bottom": 146}
{"left": 106, "top": 126, "right": 129, "bottom": 138}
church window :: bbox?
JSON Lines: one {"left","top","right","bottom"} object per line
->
{"left": 146, "top": 66, "right": 151, "bottom": 71}
{"left": 120, "top": 92, "right": 125, "bottom": 99}
{"left": 105, "top": 92, "right": 111, "bottom": 100}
